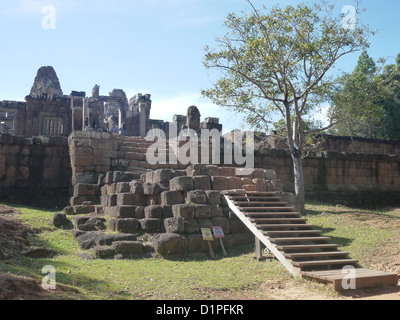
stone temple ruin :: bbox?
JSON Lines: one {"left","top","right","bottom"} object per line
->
{"left": 2, "top": 66, "right": 399, "bottom": 289}
{"left": 0, "top": 66, "right": 222, "bottom": 139}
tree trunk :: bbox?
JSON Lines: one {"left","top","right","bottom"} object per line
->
{"left": 292, "top": 152, "right": 305, "bottom": 214}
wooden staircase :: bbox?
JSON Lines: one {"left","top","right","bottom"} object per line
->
{"left": 223, "top": 190, "right": 398, "bottom": 291}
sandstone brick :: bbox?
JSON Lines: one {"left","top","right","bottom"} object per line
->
{"left": 194, "top": 205, "right": 212, "bottom": 219}
{"left": 193, "top": 175, "right": 211, "bottom": 190}
{"left": 142, "top": 182, "right": 160, "bottom": 195}
{"left": 169, "top": 176, "right": 194, "bottom": 192}
{"left": 164, "top": 217, "right": 185, "bottom": 234}
{"left": 113, "top": 241, "right": 143, "bottom": 254}
{"left": 205, "top": 190, "right": 222, "bottom": 205}
{"left": 228, "top": 176, "right": 243, "bottom": 189}
{"left": 210, "top": 205, "right": 223, "bottom": 217}
{"left": 219, "top": 167, "right": 236, "bottom": 177}
{"left": 129, "top": 181, "right": 143, "bottom": 194}
{"left": 160, "top": 191, "right": 184, "bottom": 205}
{"left": 184, "top": 219, "right": 199, "bottom": 234}
{"left": 206, "top": 165, "right": 220, "bottom": 176}
{"left": 172, "top": 204, "right": 195, "bottom": 219}
{"left": 152, "top": 233, "right": 188, "bottom": 255}
{"left": 186, "top": 190, "right": 207, "bottom": 204}
{"left": 109, "top": 218, "right": 140, "bottom": 234}
{"left": 144, "top": 205, "right": 163, "bottom": 219}
{"left": 117, "top": 193, "right": 147, "bottom": 206}
{"left": 186, "top": 164, "right": 209, "bottom": 177}
{"left": 108, "top": 205, "right": 137, "bottom": 218}
{"left": 116, "top": 182, "right": 131, "bottom": 193}
{"left": 210, "top": 176, "right": 229, "bottom": 190}
{"left": 74, "top": 183, "right": 100, "bottom": 197}
{"left": 152, "top": 169, "right": 172, "bottom": 183}
{"left": 140, "top": 218, "right": 161, "bottom": 233}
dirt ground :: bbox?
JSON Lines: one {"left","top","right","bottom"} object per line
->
{"left": 0, "top": 205, "right": 399, "bottom": 300}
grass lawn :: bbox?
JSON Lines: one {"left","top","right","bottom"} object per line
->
{"left": 0, "top": 201, "right": 399, "bottom": 300}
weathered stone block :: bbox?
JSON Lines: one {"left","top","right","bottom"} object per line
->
{"left": 109, "top": 218, "right": 139, "bottom": 234}
{"left": 129, "top": 181, "right": 143, "bottom": 194}
{"left": 219, "top": 167, "right": 237, "bottom": 177}
{"left": 142, "top": 182, "right": 160, "bottom": 196}
{"left": 74, "top": 184, "right": 100, "bottom": 197}
{"left": 205, "top": 190, "right": 222, "bottom": 205}
{"left": 152, "top": 233, "right": 188, "bottom": 255}
{"left": 160, "top": 191, "right": 184, "bottom": 205}
{"left": 186, "top": 190, "right": 207, "bottom": 204}
{"left": 186, "top": 164, "right": 209, "bottom": 177}
{"left": 63, "top": 206, "right": 75, "bottom": 215}
{"left": 187, "top": 234, "right": 212, "bottom": 253}
{"left": 135, "top": 206, "right": 145, "bottom": 219}
{"left": 210, "top": 176, "right": 229, "bottom": 190}
{"left": 116, "top": 182, "right": 131, "bottom": 193}
{"left": 112, "top": 241, "right": 143, "bottom": 254}
{"left": 144, "top": 205, "right": 163, "bottom": 219}
{"left": 53, "top": 212, "right": 72, "bottom": 229}
{"left": 77, "top": 218, "right": 107, "bottom": 232}
{"left": 206, "top": 165, "right": 220, "bottom": 176}
{"left": 74, "top": 205, "right": 96, "bottom": 215}
{"left": 117, "top": 193, "right": 147, "bottom": 206}
{"left": 164, "top": 217, "right": 185, "bottom": 234}
{"left": 197, "top": 219, "right": 212, "bottom": 229}
{"left": 253, "top": 178, "right": 267, "bottom": 192}
{"left": 113, "top": 171, "right": 137, "bottom": 183}
{"left": 97, "top": 233, "right": 136, "bottom": 246}
{"left": 152, "top": 169, "right": 172, "bottom": 183}
{"left": 169, "top": 176, "right": 194, "bottom": 192}
{"left": 184, "top": 219, "right": 199, "bottom": 234}
{"left": 172, "top": 204, "right": 194, "bottom": 219}
{"left": 94, "top": 246, "right": 116, "bottom": 259}
{"left": 228, "top": 176, "right": 243, "bottom": 189}
{"left": 193, "top": 175, "right": 211, "bottom": 190}
{"left": 210, "top": 205, "right": 223, "bottom": 217}
{"left": 108, "top": 205, "right": 136, "bottom": 218}
{"left": 140, "top": 218, "right": 161, "bottom": 233}
{"left": 162, "top": 205, "right": 173, "bottom": 219}
{"left": 194, "top": 204, "right": 212, "bottom": 219}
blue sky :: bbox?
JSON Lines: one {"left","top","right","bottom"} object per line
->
{"left": 1, "top": 0, "right": 400, "bottom": 133}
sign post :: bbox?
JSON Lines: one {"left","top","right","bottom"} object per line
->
{"left": 201, "top": 228, "right": 215, "bottom": 259}
{"left": 212, "top": 226, "right": 227, "bottom": 257}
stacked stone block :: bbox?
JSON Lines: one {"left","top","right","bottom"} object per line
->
{"left": 87, "top": 164, "right": 283, "bottom": 258}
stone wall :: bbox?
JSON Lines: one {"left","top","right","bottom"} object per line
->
{"left": 254, "top": 149, "right": 400, "bottom": 207}
{"left": 68, "top": 132, "right": 400, "bottom": 208}
{"left": 0, "top": 134, "right": 71, "bottom": 208}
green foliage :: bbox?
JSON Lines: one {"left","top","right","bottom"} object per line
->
{"left": 328, "top": 50, "right": 399, "bottom": 139}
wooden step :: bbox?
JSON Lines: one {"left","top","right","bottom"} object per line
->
{"left": 234, "top": 201, "right": 288, "bottom": 206}
{"left": 256, "top": 224, "right": 317, "bottom": 229}
{"left": 301, "top": 268, "right": 399, "bottom": 291}
{"left": 226, "top": 191, "right": 279, "bottom": 196}
{"left": 245, "top": 212, "right": 301, "bottom": 217}
{"left": 270, "top": 236, "right": 331, "bottom": 243}
{"left": 293, "top": 259, "right": 358, "bottom": 268}
{"left": 285, "top": 251, "right": 350, "bottom": 259}
{"left": 241, "top": 207, "right": 295, "bottom": 211}
{"left": 229, "top": 196, "right": 282, "bottom": 201}
{"left": 250, "top": 218, "right": 307, "bottom": 223}
{"left": 277, "top": 244, "right": 339, "bottom": 251}
{"left": 263, "top": 230, "right": 323, "bottom": 237}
